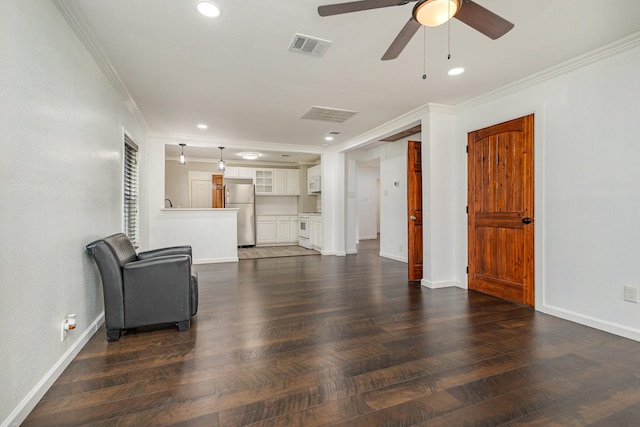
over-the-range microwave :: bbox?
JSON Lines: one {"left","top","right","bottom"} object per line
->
{"left": 308, "top": 175, "right": 321, "bottom": 193}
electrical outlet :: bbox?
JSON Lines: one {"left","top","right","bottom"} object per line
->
{"left": 61, "top": 320, "right": 68, "bottom": 341}
{"left": 624, "top": 285, "right": 638, "bottom": 303}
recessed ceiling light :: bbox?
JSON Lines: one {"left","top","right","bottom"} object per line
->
{"left": 324, "top": 136, "right": 334, "bottom": 141}
{"left": 240, "top": 152, "right": 260, "bottom": 160}
{"left": 196, "top": 1, "right": 222, "bottom": 18}
{"left": 197, "top": 123, "right": 208, "bottom": 129}
{"left": 448, "top": 67, "right": 465, "bottom": 76}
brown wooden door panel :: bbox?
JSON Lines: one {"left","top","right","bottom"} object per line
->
{"left": 468, "top": 114, "right": 534, "bottom": 306}
{"left": 407, "top": 140, "right": 423, "bottom": 281}
{"left": 211, "top": 174, "right": 224, "bottom": 208}
{"left": 475, "top": 226, "right": 524, "bottom": 284}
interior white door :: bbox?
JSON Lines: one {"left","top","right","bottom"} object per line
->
{"left": 190, "top": 180, "right": 212, "bottom": 208}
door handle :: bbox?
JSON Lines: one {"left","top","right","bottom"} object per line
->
{"left": 410, "top": 215, "right": 417, "bottom": 221}
{"left": 522, "top": 217, "right": 532, "bottom": 224}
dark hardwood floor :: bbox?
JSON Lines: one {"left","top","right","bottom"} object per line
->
{"left": 23, "top": 239, "right": 640, "bottom": 426}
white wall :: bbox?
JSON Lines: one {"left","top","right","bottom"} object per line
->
{"left": 321, "top": 152, "right": 346, "bottom": 256}
{"left": 420, "top": 109, "right": 457, "bottom": 288}
{"left": 345, "top": 158, "right": 358, "bottom": 254}
{"left": 0, "top": 1, "right": 148, "bottom": 425}
{"left": 357, "top": 167, "right": 380, "bottom": 240}
{"left": 256, "top": 196, "right": 298, "bottom": 215}
{"left": 452, "top": 43, "right": 640, "bottom": 340}
{"left": 379, "top": 142, "right": 409, "bottom": 262}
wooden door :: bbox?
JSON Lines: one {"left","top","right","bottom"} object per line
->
{"left": 407, "top": 140, "right": 423, "bottom": 281}
{"left": 211, "top": 174, "right": 224, "bottom": 208}
{"left": 468, "top": 114, "right": 534, "bottom": 306}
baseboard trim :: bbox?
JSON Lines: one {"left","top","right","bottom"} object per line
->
{"left": 359, "top": 235, "right": 378, "bottom": 240}
{"left": 421, "top": 279, "right": 459, "bottom": 289}
{"left": 379, "top": 252, "right": 407, "bottom": 263}
{"left": 194, "top": 257, "right": 238, "bottom": 264}
{"left": 539, "top": 304, "right": 640, "bottom": 342}
{"left": 4, "top": 312, "right": 104, "bottom": 427}
{"left": 320, "top": 250, "right": 347, "bottom": 256}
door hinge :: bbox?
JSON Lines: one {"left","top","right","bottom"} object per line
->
{"left": 466, "top": 266, "right": 469, "bottom": 274}
{"left": 466, "top": 206, "right": 468, "bottom": 214}
{"left": 466, "top": 145, "right": 469, "bottom": 153}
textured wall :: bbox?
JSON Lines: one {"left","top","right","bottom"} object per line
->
{"left": 0, "top": 1, "right": 147, "bottom": 424}
{"left": 357, "top": 166, "right": 380, "bottom": 240}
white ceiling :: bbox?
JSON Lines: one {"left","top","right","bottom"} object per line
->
{"left": 68, "top": 0, "right": 640, "bottom": 157}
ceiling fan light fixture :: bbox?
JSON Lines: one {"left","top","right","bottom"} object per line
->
{"left": 413, "top": 0, "right": 460, "bottom": 27}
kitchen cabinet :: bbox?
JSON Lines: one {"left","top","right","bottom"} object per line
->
{"left": 290, "top": 217, "right": 299, "bottom": 243}
{"left": 309, "top": 214, "right": 322, "bottom": 250}
{"left": 273, "top": 169, "right": 300, "bottom": 195}
{"left": 286, "top": 170, "right": 300, "bottom": 195}
{"left": 257, "top": 215, "right": 299, "bottom": 246}
{"left": 256, "top": 216, "right": 277, "bottom": 244}
{"left": 225, "top": 166, "right": 253, "bottom": 179}
{"left": 254, "top": 169, "right": 274, "bottom": 195}
{"left": 277, "top": 217, "right": 293, "bottom": 242}
{"left": 307, "top": 164, "right": 321, "bottom": 195}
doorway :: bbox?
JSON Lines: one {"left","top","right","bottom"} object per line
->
{"left": 467, "top": 114, "right": 535, "bottom": 306}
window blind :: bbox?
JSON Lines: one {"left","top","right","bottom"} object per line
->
{"left": 124, "top": 134, "right": 139, "bottom": 248}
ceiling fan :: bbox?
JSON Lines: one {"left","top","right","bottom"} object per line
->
{"left": 318, "top": 0, "right": 514, "bottom": 60}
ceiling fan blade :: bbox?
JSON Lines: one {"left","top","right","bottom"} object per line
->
{"left": 381, "top": 18, "right": 421, "bottom": 61}
{"left": 318, "top": 0, "right": 408, "bottom": 17}
{"left": 454, "top": 0, "right": 514, "bottom": 40}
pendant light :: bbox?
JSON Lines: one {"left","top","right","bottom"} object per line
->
{"left": 178, "top": 143, "right": 187, "bottom": 165}
{"left": 218, "top": 146, "right": 226, "bottom": 170}
{"left": 412, "top": 0, "right": 460, "bottom": 27}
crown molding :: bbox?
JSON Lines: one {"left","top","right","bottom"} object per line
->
{"left": 457, "top": 31, "right": 640, "bottom": 112}
{"left": 53, "top": 0, "right": 149, "bottom": 131}
{"left": 151, "top": 134, "right": 327, "bottom": 155}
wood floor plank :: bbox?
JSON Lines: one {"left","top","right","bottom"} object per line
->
{"left": 22, "top": 240, "right": 640, "bottom": 426}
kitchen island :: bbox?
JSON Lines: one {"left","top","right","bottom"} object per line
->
{"left": 150, "top": 208, "right": 239, "bottom": 264}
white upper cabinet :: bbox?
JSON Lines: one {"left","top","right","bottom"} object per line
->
{"left": 254, "top": 169, "right": 274, "bottom": 195}
{"left": 273, "top": 169, "right": 300, "bottom": 196}
{"left": 224, "top": 166, "right": 254, "bottom": 180}
{"left": 307, "top": 164, "right": 321, "bottom": 195}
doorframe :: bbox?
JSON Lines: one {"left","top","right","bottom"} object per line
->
{"left": 461, "top": 104, "right": 545, "bottom": 309}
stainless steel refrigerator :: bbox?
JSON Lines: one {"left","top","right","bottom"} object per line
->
{"left": 224, "top": 183, "right": 256, "bottom": 247}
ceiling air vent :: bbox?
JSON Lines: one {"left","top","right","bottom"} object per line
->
{"left": 301, "top": 106, "right": 358, "bottom": 123}
{"left": 289, "top": 34, "right": 332, "bottom": 57}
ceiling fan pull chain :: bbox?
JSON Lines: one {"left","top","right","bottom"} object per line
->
{"left": 422, "top": 27, "right": 427, "bottom": 80}
{"left": 447, "top": 0, "right": 452, "bottom": 59}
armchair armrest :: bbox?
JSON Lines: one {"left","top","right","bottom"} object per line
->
{"left": 122, "top": 255, "right": 192, "bottom": 328}
{"left": 137, "top": 245, "right": 192, "bottom": 261}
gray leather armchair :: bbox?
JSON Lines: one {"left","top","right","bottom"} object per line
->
{"left": 86, "top": 233, "right": 198, "bottom": 342}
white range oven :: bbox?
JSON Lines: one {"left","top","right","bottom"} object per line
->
{"left": 298, "top": 213, "right": 311, "bottom": 249}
